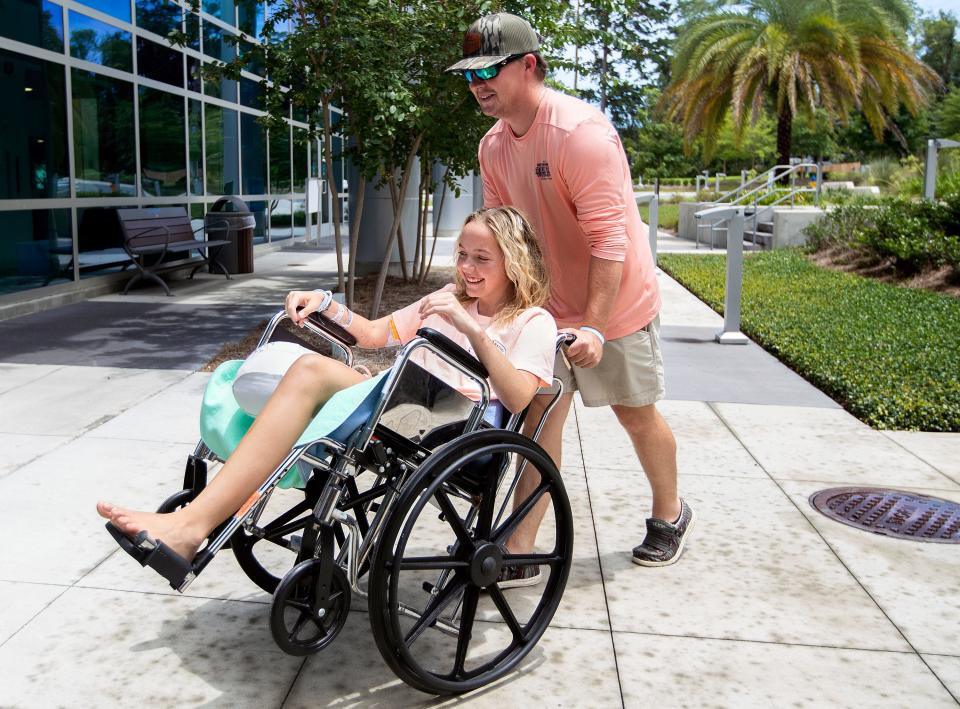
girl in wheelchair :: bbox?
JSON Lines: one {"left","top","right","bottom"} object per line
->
{"left": 96, "top": 206, "right": 557, "bottom": 574}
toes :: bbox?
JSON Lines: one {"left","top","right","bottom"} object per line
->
{"left": 96, "top": 501, "right": 115, "bottom": 518}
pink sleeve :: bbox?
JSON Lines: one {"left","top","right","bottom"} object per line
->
{"left": 504, "top": 310, "right": 558, "bottom": 389}
{"left": 559, "top": 120, "right": 629, "bottom": 262}
{"left": 389, "top": 285, "right": 456, "bottom": 343}
{"left": 479, "top": 143, "right": 504, "bottom": 208}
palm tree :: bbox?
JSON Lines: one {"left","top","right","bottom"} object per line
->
{"left": 660, "top": 0, "right": 941, "bottom": 166}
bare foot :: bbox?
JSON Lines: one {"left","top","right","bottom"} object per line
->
{"left": 97, "top": 501, "right": 205, "bottom": 560}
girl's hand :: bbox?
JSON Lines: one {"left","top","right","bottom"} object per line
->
{"left": 418, "top": 291, "right": 481, "bottom": 337}
{"left": 285, "top": 290, "right": 327, "bottom": 327}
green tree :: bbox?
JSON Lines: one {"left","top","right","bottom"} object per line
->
{"left": 934, "top": 85, "right": 960, "bottom": 138}
{"left": 565, "top": 0, "right": 671, "bottom": 118}
{"left": 659, "top": 0, "right": 941, "bottom": 167}
{"left": 918, "top": 11, "right": 960, "bottom": 88}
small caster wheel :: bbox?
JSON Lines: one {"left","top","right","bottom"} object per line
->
{"left": 270, "top": 559, "right": 350, "bottom": 656}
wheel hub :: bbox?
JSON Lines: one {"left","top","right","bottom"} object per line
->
{"left": 470, "top": 542, "right": 503, "bottom": 587}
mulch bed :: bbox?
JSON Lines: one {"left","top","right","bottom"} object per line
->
{"left": 201, "top": 267, "right": 457, "bottom": 373}
{"left": 808, "top": 246, "right": 960, "bottom": 299}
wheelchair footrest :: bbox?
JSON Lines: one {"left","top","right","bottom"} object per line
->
{"left": 105, "top": 522, "right": 195, "bottom": 592}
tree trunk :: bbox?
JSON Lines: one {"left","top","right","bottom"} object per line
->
{"left": 776, "top": 102, "right": 793, "bottom": 168}
{"left": 321, "top": 99, "right": 345, "bottom": 293}
{"left": 419, "top": 176, "right": 446, "bottom": 286}
{"left": 369, "top": 134, "right": 423, "bottom": 318}
{"left": 346, "top": 173, "right": 365, "bottom": 309}
{"left": 387, "top": 178, "right": 410, "bottom": 281}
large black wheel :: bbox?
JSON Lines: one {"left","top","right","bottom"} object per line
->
{"left": 231, "top": 472, "right": 328, "bottom": 593}
{"left": 270, "top": 558, "right": 351, "bottom": 655}
{"left": 232, "top": 470, "right": 379, "bottom": 593}
{"left": 367, "top": 429, "right": 573, "bottom": 695}
{"left": 156, "top": 489, "right": 193, "bottom": 513}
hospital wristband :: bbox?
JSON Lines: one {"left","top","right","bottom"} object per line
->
{"left": 313, "top": 289, "right": 334, "bottom": 314}
{"left": 580, "top": 326, "right": 605, "bottom": 346}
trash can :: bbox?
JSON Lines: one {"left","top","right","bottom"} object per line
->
{"left": 207, "top": 196, "right": 255, "bottom": 274}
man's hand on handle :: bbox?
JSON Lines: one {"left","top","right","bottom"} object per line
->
{"left": 560, "top": 327, "right": 603, "bottom": 368}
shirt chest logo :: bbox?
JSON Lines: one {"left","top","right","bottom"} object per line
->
{"left": 535, "top": 161, "right": 552, "bottom": 180}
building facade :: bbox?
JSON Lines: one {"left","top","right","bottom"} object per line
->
{"left": 0, "top": 0, "right": 346, "bottom": 301}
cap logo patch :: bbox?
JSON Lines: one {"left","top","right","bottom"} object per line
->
{"left": 463, "top": 32, "right": 481, "bottom": 57}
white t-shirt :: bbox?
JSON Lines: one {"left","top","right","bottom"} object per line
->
{"left": 390, "top": 285, "right": 557, "bottom": 403}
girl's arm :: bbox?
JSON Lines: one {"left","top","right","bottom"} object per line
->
{"left": 417, "top": 291, "right": 540, "bottom": 413}
{"left": 284, "top": 290, "right": 392, "bottom": 349}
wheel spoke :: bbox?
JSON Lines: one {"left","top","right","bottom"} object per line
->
{"left": 397, "top": 555, "right": 470, "bottom": 571}
{"left": 474, "top": 465, "right": 500, "bottom": 539}
{"left": 403, "top": 575, "right": 468, "bottom": 649}
{"left": 501, "top": 553, "right": 562, "bottom": 568}
{"left": 488, "top": 585, "right": 526, "bottom": 643}
{"left": 289, "top": 612, "right": 311, "bottom": 641}
{"left": 452, "top": 585, "right": 480, "bottom": 677}
{"left": 491, "top": 480, "right": 552, "bottom": 545}
{"left": 434, "top": 489, "right": 474, "bottom": 550}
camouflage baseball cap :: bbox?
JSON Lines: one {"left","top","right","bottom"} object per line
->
{"left": 445, "top": 13, "right": 542, "bottom": 73}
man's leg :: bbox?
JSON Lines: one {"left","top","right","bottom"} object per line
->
{"left": 610, "top": 402, "right": 680, "bottom": 522}
{"left": 612, "top": 401, "right": 694, "bottom": 566}
{"left": 505, "top": 391, "right": 574, "bottom": 554}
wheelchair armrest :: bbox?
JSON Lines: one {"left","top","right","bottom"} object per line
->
{"left": 416, "top": 327, "right": 488, "bottom": 379}
{"left": 304, "top": 309, "right": 357, "bottom": 347}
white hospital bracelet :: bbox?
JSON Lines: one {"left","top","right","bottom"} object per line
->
{"left": 580, "top": 326, "right": 605, "bottom": 346}
{"left": 312, "top": 289, "right": 333, "bottom": 314}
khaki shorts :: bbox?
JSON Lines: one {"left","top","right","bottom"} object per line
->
{"left": 555, "top": 316, "right": 665, "bottom": 407}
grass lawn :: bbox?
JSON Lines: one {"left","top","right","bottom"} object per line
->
{"left": 658, "top": 250, "right": 960, "bottom": 432}
{"left": 640, "top": 202, "right": 680, "bottom": 232}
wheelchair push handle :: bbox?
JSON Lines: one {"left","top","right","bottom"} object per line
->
{"left": 415, "top": 327, "right": 489, "bottom": 379}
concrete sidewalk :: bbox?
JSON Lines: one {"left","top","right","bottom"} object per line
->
{"left": 0, "top": 234, "right": 958, "bottom": 708}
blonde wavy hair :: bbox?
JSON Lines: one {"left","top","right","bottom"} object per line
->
{"left": 454, "top": 206, "right": 550, "bottom": 323}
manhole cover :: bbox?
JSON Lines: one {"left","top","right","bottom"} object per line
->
{"left": 809, "top": 487, "right": 960, "bottom": 543}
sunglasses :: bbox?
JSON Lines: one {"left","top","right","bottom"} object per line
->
{"left": 462, "top": 54, "right": 525, "bottom": 82}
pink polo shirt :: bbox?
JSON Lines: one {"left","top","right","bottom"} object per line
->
{"left": 479, "top": 89, "right": 660, "bottom": 341}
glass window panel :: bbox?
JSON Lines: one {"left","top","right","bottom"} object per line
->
{"left": 236, "top": 0, "right": 262, "bottom": 37}
{"left": 136, "top": 36, "right": 183, "bottom": 87}
{"left": 269, "top": 123, "right": 290, "bottom": 193}
{"left": 309, "top": 137, "right": 318, "bottom": 177}
{"left": 293, "top": 127, "right": 307, "bottom": 193}
{"left": 332, "top": 134, "right": 344, "bottom": 219}
{"left": 204, "top": 73, "right": 237, "bottom": 102}
{"left": 185, "top": 10, "right": 199, "bottom": 50}
{"left": 269, "top": 198, "right": 292, "bottom": 241}
{"left": 76, "top": 206, "right": 132, "bottom": 279}
{"left": 0, "top": 49, "right": 70, "bottom": 199}
{"left": 202, "top": 16, "right": 235, "bottom": 60}
{"left": 188, "top": 99, "right": 203, "bottom": 194}
{"left": 0, "top": 0, "right": 64, "bottom": 52}
{"left": 204, "top": 103, "right": 238, "bottom": 194}
{"left": 71, "top": 69, "right": 136, "bottom": 197}
{"left": 0, "top": 209, "right": 73, "bottom": 294}
{"left": 247, "top": 200, "right": 267, "bottom": 244}
{"left": 239, "top": 76, "right": 262, "bottom": 109}
{"left": 202, "top": 0, "right": 234, "bottom": 26}
{"left": 139, "top": 86, "right": 185, "bottom": 196}
{"left": 69, "top": 11, "right": 132, "bottom": 72}
{"left": 240, "top": 112, "right": 265, "bottom": 194}
{"left": 135, "top": 0, "right": 179, "bottom": 37}
{"left": 186, "top": 56, "right": 202, "bottom": 92}
{"left": 239, "top": 38, "right": 263, "bottom": 76}
{"left": 292, "top": 198, "right": 305, "bottom": 237}
{"left": 74, "top": 0, "right": 130, "bottom": 23}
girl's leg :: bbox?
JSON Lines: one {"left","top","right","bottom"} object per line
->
{"left": 97, "top": 354, "right": 365, "bottom": 559}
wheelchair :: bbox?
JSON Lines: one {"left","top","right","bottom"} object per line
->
{"left": 107, "top": 306, "right": 575, "bottom": 695}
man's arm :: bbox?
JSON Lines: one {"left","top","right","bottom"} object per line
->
{"left": 563, "top": 257, "right": 623, "bottom": 367}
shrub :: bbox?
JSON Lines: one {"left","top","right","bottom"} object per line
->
{"left": 658, "top": 251, "right": 960, "bottom": 431}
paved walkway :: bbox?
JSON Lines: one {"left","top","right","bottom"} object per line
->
{"left": 0, "top": 233, "right": 958, "bottom": 708}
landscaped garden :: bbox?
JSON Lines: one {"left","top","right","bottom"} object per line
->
{"left": 658, "top": 250, "right": 960, "bottom": 432}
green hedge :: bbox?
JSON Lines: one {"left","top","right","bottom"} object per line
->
{"left": 658, "top": 250, "right": 960, "bottom": 431}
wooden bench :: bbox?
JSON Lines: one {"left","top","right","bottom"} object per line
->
{"left": 118, "top": 207, "right": 232, "bottom": 296}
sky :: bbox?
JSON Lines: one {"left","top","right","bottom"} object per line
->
{"left": 916, "top": 0, "right": 960, "bottom": 17}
